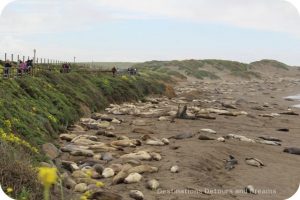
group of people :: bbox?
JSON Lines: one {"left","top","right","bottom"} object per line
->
{"left": 128, "top": 68, "right": 138, "bottom": 75}
{"left": 111, "top": 67, "right": 138, "bottom": 77}
{"left": 18, "top": 59, "right": 33, "bottom": 75}
{"left": 2, "top": 59, "right": 34, "bottom": 78}
{"left": 61, "top": 63, "right": 71, "bottom": 73}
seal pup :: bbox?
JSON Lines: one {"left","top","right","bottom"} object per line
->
{"left": 245, "top": 158, "right": 264, "bottom": 167}
{"left": 129, "top": 190, "right": 144, "bottom": 200}
{"left": 146, "top": 179, "right": 160, "bottom": 190}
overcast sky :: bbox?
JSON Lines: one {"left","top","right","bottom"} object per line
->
{"left": 0, "top": 0, "right": 300, "bottom": 65}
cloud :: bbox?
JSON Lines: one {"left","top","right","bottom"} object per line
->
{"left": 1, "top": 0, "right": 300, "bottom": 64}
{"left": 96, "top": 0, "right": 300, "bottom": 35}
{"left": 1, "top": 0, "right": 300, "bottom": 35}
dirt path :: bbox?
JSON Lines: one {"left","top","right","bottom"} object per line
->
{"left": 56, "top": 77, "right": 300, "bottom": 200}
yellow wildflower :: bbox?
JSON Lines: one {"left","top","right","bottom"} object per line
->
{"left": 38, "top": 167, "right": 57, "bottom": 188}
{"left": 80, "top": 196, "right": 88, "bottom": 200}
{"left": 83, "top": 190, "right": 91, "bottom": 197}
{"left": 86, "top": 170, "right": 92, "bottom": 178}
{"left": 121, "top": 75, "right": 129, "bottom": 81}
{"left": 96, "top": 181, "right": 104, "bottom": 187}
{"left": 6, "top": 187, "right": 13, "bottom": 193}
{"left": 4, "top": 120, "right": 12, "bottom": 131}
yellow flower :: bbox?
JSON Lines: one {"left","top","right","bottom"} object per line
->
{"left": 96, "top": 181, "right": 104, "bottom": 187}
{"left": 38, "top": 167, "right": 57, "bottom": 188}
{"left": 80, "top": 196, "right": 88, "bottom": 200}
{"left": 83, "top": 190, "right": 91, "bottom": 197}
{"left": 86, "top": 170, "right": 92, "bottom": 178}
{"left": 4, "top": 120, "right": 12, "bottom": 131}
{"left": 121, "top": 75, "right": 129, "bottom": 81}
{"left": 6, "top": 187, "right": 13, "bottom": 193}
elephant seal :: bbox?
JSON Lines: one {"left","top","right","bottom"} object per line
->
{"left": 198, "top": 135, "right": 215, "bottom": 140}
{"left": 129, "top": 190, "right": 144, "bottom": 200}
{"left": 258, "top": 136, "right": 282, "bottom": 142}
{"left": 245, "top": 158, "right": 264, "bottom": 167}
{"left": 284, "top": 147, "right": 300, "bottom": 155}
{"left": 277, "top": 128, "right": 289, "bottom": 132}
{"left": 90, "top": 191, "right": 123, "bottom": 200}
{"left": 169, "top": 133, "right": 194, "bottom": 140}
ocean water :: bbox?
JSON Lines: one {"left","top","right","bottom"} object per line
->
{"left": 285, "top": 94, "right": 300, "bottom": 108}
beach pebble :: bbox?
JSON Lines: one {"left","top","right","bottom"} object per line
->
{"left": 170, "top": 165, "right": 179, "bottom": 173}
{"left": 129, "top": 190, "right": 144, "bottom": 200}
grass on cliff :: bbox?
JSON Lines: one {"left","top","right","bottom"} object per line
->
{"left": 1, "top": 71, "right": 169, "bottom": 147}
{"left": 0, "top": 69, "right": 171, "bottom": 199}
{"left": 135, "top": 59, "right": 265, "bottom": 80}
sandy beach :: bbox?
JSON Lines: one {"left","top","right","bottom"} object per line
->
{"left": 57, "top": 74, "right": 300, "bottom": 200}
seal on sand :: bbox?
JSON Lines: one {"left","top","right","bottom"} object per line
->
{"left": 169, "top": 133, "right": 194, "bottom": 140}
{"left": 283, "top": 147, "right": 300, "bottom": 155}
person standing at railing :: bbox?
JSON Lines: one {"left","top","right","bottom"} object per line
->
{"left": 20, "top": 60, "right": 27, "bottom": 76}
{"left": 112, "top": 66, "right": 117, "bottom": 77}
{"left": 3, "top": 60, "right": 12, "bottom": 78}
{"left": 26, "top": 59, "right": 33, "bottom": 75}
